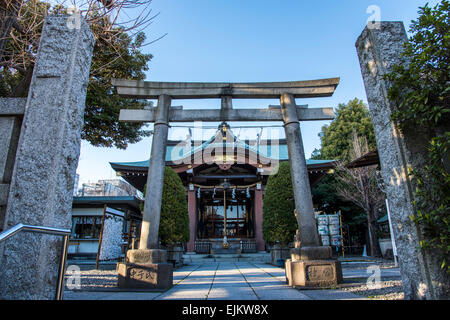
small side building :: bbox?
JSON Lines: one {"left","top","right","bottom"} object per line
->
{"left": 69, "top": 196, "right": 142, "bottom": 261}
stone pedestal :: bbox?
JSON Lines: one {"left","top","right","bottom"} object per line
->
{"left": 118, "top": 249, "right": 173, "bottom": 290}
{"left": 285, "top": 259, "right": 342, "bottom": 288}
{"left": 117, "top": 262, "right": 173, "bottom": 290}
{"left": 285, "top": 244, "right": 342, "bottom": 288}
{"left": 126, "top": 249, "right": 167, "bottom": 264}
{"left": 290, "top": 245, "right": 333, "bottom": 261}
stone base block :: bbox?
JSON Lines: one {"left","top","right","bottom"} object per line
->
{"left": 126, "top": 249, "right": 167, "bottom": 264}
{"left": 117, "top": 262, "right": 173, "bottom": 289}
{"left": 285, "top": 259, "right": 343, "bottom": 288}
{"left": 290, "top": 246, "right": 332, "bottom": 261}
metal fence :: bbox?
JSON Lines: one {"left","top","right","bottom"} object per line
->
{"left": 240, "top": 241, "right": 257, "bottom": 253}
{"left": 0, "top": 223, "right": 71, "bottom": 300}
{"left": 194, "top": 241, "right": 212, "bottom": 254}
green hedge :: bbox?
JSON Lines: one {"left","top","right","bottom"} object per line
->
{"left": 262, "top": 161, "right": 298, "bottom": 245}
{"left": 141, "top": 167, "right": 189, "bottom": 246}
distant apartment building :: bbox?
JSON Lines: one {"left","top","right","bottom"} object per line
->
{"left": 69, "top": 178, "right": 143, "bottom": 261}
{"left": 73, "top": 174, "right": 80, "bottom": 196}
{"left": 76, "top": 179, "right": 143, "bottom": 199}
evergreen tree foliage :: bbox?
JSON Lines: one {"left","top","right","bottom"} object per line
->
{"left": 318, "top": 98, "right": 377, "bottom": 161}
{"left": 141, "top": 167, "right": 189, "bottom": 246}
{"left": 262, "top": 161, "right": 298, "bottom": 245}
{"left": 312, "top": 98, "right": 381, "bottom": 251}
{"left": 0, "top": 0, "right": 153, "bottom": 149}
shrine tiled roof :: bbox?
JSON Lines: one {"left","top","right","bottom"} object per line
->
{"left": 110, "top": 126, "right": 335, "bottom": 171}
{"left": 110, "top": 143, "right": 334, "bottom": 170}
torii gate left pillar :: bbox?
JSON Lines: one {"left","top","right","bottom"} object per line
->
{"left": 113, "top": 78, "right": 343, "bottom": 289}
{"left": 117, "top": 94, "right": 174, "bottom": 290}
{"left": 139, "top": 94, "right": 170, "bottom": 250}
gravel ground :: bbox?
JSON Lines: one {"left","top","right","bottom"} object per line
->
{"left": 65, "top": 264, "right": 118, "bottom": 290}
{"left": 340, "top": 260, "right": 404, "bottom": 300}
{"left": 341, "top": 280, "right": 404, "bottom": 300}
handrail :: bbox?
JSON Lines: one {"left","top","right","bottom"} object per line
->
{"left": 0, "top": 223, "right": 71, "bottom": 300}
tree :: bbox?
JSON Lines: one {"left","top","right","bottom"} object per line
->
{"left": 318, "top": 98, "right": 377, "bottom": 161}
{"left": 334, "top": 131, "right": 385, "bottom": 257}
{"left": 82, "top": 21, "right": 152, "bottom": 149}
{"left": 385, "top": 0, "right": 449, "bottom": 272}
{"left": 312, "top": 98, "right": 382, "bottom": 255}
{"left": 262, "top": 161, "right": 298, "bottom": 245}
{"left": 386, "top": 0, "right": 449, "bottom": 133}
{"left": 0, "top": 0, "right": 158, "bottom": 149}
{"left": 141, "top": 167, "right": 190, "bottom": 246}
{"left": 0, "top": 0, "right": 22, "bottom": 62}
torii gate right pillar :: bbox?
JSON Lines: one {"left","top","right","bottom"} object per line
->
{"left": 281, "top": 93, "right": 343, "bottom": 288}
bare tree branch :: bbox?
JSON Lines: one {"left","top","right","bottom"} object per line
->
{"left": 334, "top": 130, "right": 385, "bottom": 256}
{"left": 1, "top": 0, "right": 160, "bottom": 89}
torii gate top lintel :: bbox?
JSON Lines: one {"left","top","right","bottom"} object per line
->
{"left": 111, "top": 77, "right": 340, "bottom": 99}
{"left": 113, "top": 77, "right": 339, "bottom": 123}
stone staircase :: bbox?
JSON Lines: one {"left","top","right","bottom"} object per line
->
{"left": 183, "top": 252, "right": 271, "bottom": 264}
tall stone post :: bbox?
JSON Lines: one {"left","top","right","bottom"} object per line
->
{"left": 118, "top": 94, "right": 173, "bottom": 289}
{"left": 140, "top": 94, "right": 171, "bottom": 250}
{"left": 254, "top": 188, "right": 265, "bottom": 252}
{"left": 187, "top": 189, "right": 197, "bottom": 252}
{"left": 356, "top": 22, "right": 449, "bottom": 299}
{"left": 281, "top": 93, "right": 319, "bottom": 247}
{"left": 281, "top": 93, "right": 342, "bottom": 288}
{"left": 0, "top": 15, "right": 94, "bottom": 299}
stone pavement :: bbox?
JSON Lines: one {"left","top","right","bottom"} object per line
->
{"left": 64, "top": 261, "right": 368, "bottom": 300}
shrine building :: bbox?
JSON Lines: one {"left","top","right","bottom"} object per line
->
{"left": 110, "top": 123, "right": 335, "bottom": 254}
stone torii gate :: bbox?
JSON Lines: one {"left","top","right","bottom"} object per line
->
{"left": 114, "top": 78, "right": 343, "bottom": 289}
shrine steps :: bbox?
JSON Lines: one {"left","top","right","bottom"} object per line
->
{"left": 182, "top": 252, "right": 270, "bottom": 264}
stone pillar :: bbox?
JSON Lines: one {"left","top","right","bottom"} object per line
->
{"left": 280, "top": 93, "right": 319, "bottom": 246}
{"left": 0, "top": 15, "right": 94, "bottom": 299}
{"left": 356, "top": 22, "right": 449, "bottom": 300}
{"left": 139, "top": 94, "right": 171, "bottom": 250}
{"left": 254, "top": 188, "right": 265, "bottom": 252}
{"left": 280, "top": 93, "right": 342, "bottom": 288}
{"left": 119, "top": 94, "right": 173, "bottom": 290}
{"left": 187, "top": 189, "right": 197, "bottom": 252}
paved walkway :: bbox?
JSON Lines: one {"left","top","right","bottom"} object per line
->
{"left": 64, "top": 262, "right": 367, "bottom": 300}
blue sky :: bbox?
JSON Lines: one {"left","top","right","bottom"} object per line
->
{"left": 76, "top": 0, "right": 441, "bottom": 186}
